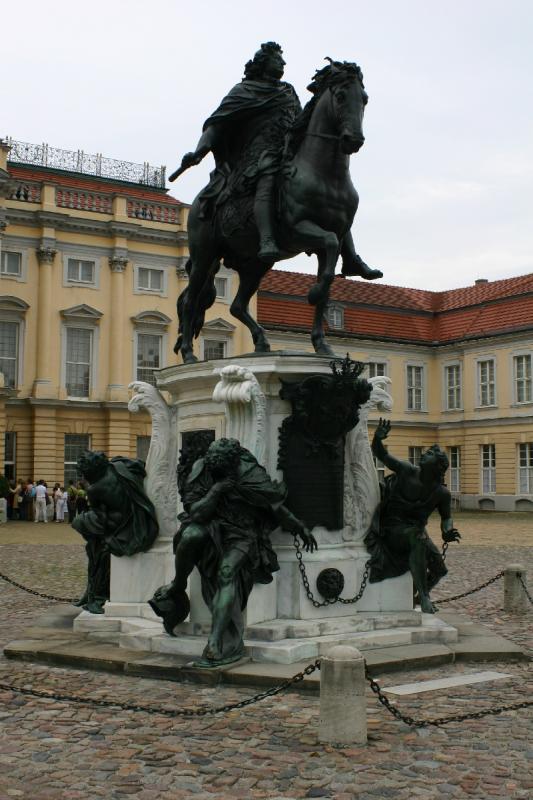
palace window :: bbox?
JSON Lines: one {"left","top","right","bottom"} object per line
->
{"left": 67, "top": 258, "right": 95, "bottom": 284}
{"left": 136, "top": 435, "right": 151, "bottom": 462}
{"left": 406, "top": 365, "right": 424, "bottom": 410}
{"left": 367, "top": 361, "right": 387, "bottom": 378}
{"left": 448, "top": 446, "right": 461, "bottom": 493}
{"left": 408, "top": 446, "right": 422, "bottom": 467}
{"left": 477, "top": 359, "right": 496, "bottom": 406}
{"left": 137, "top": 267, "right": 164, "bottom": 293}
{"left": 65, "top": 328, "right": 92, "bottom": 398}
{"left": 1, "top": 251, "right": 22, "bottom": 278}
{"left": 64, "top": 434, "right": 90, "bottom": 486}
{"left": 0, "top": 321, "right": 19, "bottom": 389}
{"left": 445, "top": 364, "right": 462, "bottom": 410}
{"left": 214, "top": 276, "right": 228, "bottom": 299}
{"left": 518, "top": 443, "right": 533, "bottom": 494}
{"left": 204, "top": 339, "right": 227, "bottom": 361}
{"left": 514, "top": 355, "right": 532, "bottom": 404}
{"left": 4, "top": 431, "right": 16, "bottom": 481}
{"left": 481, "top": 444, "right": 496, "bottom": 493}
{"left": 136, "top": 333, "right": 162, "bottom": 385}
{"left": 326, "top": 305, "right": 344, "bottom": 329}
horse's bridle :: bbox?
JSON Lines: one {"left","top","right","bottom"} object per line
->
{"left": 304, "top": 131, "right": 341, "bottom": 141}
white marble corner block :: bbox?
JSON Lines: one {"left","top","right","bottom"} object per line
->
{"left": 110, "top": 542, "right": 174, "bottom": 604}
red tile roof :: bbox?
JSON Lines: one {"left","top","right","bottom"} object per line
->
{"left": 7, "top": 164, "right": 182, "bottom": 205}
{"left": 258, "top": 269, "right": 533, "bottom": 345}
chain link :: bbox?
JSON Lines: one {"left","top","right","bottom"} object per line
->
{"left": 365, "top": 666, "right": 533, "bottom": 727}
{"left": 292, "top": 535, "right": 369, "bottom": 607}
{"left": 0, "top": 660, "right": 321, "bottom": 717}
{"left": 518, "top": 574, "right": 533, "bottom": 606}
{"left": 435, "top": 570, "right": 505, "bottom": 604}
{"left": 0, "top": 571, "right": 79, "bottom": 604}
{"left": 441, "top": 541, "right": 449, "bottom": 561}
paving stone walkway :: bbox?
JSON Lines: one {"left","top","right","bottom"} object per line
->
{"left": 0, "top": 514, "right": 531, "bottom": 799}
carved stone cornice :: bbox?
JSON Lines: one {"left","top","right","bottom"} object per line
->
{"left": 109, "top": 255, "right": 128, "bottom": 273}
{"left": 36, "top": 245, "right": 57, "bottom": 265}
{"left": 6, "top": 207, "right": 188, "bottom": 247}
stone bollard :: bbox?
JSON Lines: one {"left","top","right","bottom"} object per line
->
{"left": 319, "top": 645, "right": 367, "bottom": 746}
{"left": 504, "top": 564, "right": 528, "bottom": 613}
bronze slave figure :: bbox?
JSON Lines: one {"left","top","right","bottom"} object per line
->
{"left": 364, "top": 419, "right": 461, "bottom": 613}
{"left": 149, "top": 437, "right": 317, "bottom": 667}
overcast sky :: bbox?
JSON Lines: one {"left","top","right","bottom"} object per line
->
{"left": 3, "top": 0, "right": 532, "bottom": 291}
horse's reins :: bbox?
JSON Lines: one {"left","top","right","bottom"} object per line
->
{"left": 304, "top": 131, "right": 341, "bottom": 141}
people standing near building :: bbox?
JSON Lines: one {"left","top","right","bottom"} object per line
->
{"left": 52, "top": 483, "right": 61, "bottom": 520}
{"left": 11, "top": 479, "right": 22, "bottom": 521}
{"left": 53, "top": 484, "right": 62, "bottom": 521}
{"left": 23, "top": 479, "right": 34, "bottom": 522}
{"left": 76, "top": 482, "right": 88, "bottom": 516}
{"left": 67, "top": 481, "right": 77, "bottom": 522}
{"left": 56, "top": 486, "right": 67, "bottom": 522}
{"left": 34, "top": 480, "right": 48, "bottom": 523}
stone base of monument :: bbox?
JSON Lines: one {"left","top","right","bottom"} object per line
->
{"left": 73, "top": 353, "right": 461, "bottom": 665}
{"left": 73, "top": 603, "right": 458, "bottom": 665}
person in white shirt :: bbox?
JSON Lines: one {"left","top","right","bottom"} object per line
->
{"left": 34, "top": 480, "right": 48, "bottom": 523}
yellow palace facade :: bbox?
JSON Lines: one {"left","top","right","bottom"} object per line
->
{"left": 1, "top": 138, "right": 532, "bottom": 512}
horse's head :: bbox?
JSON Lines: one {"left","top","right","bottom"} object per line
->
{"left": 309, "top": 59, "right": 368, "bottom": 154}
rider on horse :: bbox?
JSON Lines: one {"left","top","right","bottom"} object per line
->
{"left": 172, "top": 42, "right": 381, "bottom": 280}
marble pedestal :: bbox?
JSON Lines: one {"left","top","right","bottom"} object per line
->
{"left": 74, "top": 354, "right": 458, "bottom": 662}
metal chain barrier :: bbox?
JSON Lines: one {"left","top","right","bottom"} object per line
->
{"left": 0, "top": 571, "right": 79, "bottom": 604}
{"left": 0, "top": 660, "right": 321, "bottom": 717}
{"left": 292, "top": 535, "right": 369, "bottom": 608}
{"left": 435, "top": 570, "right": 505, "bottom": 604}
{"left": 365, "top": 666, "right": 533, "bottom": 727}
{"left": 518, "top": 574, "right": 533, "bottom": 606}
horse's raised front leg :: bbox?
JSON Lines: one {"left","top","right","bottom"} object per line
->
{"left": 230, "top": 264, "right": 272, "bottom": 353}
{"left": 291, "top": 220, "right": 339, "bottom": 306}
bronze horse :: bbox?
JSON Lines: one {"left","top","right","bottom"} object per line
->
{"left": 175, "top": 61, "right": 372, "bottom": 364}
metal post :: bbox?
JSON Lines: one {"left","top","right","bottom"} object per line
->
{"left": 504, "top": 564, "right": 528, "bottom": 613}
{"left": 319, "top": 645, "right": 367, "bottom": 745}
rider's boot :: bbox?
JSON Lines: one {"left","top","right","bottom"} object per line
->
{"left": 340, "top": 233, "right": 383, "bottom": 280}
{"left": 254, "top": 176, "right": 281, "bottom": 262}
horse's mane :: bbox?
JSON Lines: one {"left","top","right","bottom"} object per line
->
{"left": 287, "top": 59, "right": 366, "bottom": 158}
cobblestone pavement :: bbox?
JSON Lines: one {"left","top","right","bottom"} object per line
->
{"left": 0, "top": 514, "right": 531, "bottom": 799}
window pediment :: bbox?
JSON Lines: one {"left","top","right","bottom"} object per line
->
{"left": 0, "top": 295, "right": 29, "bottom": 313}
{"left": 131, "top": 310, "right": 172, "bottom": 328}
{"left": 60, "top": 304, "right": 103, "bottom": 322}
{"left": 202, "top": 317, "right": 236, "bottom": 333}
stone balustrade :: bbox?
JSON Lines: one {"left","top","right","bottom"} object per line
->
{"left": 55, "top": 189, "right": 113, "bottom": 214}
{"left": 127, "top": 200, "right": 180, "bottom": 224}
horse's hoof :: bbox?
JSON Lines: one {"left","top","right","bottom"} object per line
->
{"left": 313, "top": 342, "right": 336, "bottom": 357}
{"left": 254, "top": 341, "right": 271, "bottom": 354}
{"left": 182, "top": 352, "right": 198, "bottom": 365}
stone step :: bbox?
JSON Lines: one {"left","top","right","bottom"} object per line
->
{"left": 244, "top": 610, "right": 423, "bottom": 642}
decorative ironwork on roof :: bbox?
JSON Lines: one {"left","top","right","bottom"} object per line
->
{"left": 5, "top": 138, "right": 166, "bottom": 188}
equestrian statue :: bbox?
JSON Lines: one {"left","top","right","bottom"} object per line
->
{"left": 170, "top": 41, "right": 382, "bottom": 364}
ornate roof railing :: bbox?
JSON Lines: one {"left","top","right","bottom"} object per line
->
{"left": 5, "top": 138, "right": 166, "bottom": 188}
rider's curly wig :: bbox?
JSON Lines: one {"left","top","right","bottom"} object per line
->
{"left": 244, "top": 41, "right": 283, "bottom": 80}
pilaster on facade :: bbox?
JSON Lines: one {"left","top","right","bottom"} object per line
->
{"left": 31, "top": 404, "right": 58, "bottom": 483}
{"left": 176, "top": 255, "right": 189, "bottom": 279}
{"left": 36, "top": 245, "right": 57, "bottom": 265}
{"left": 109, "top": 255, "right": 128, "bottom": 273}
